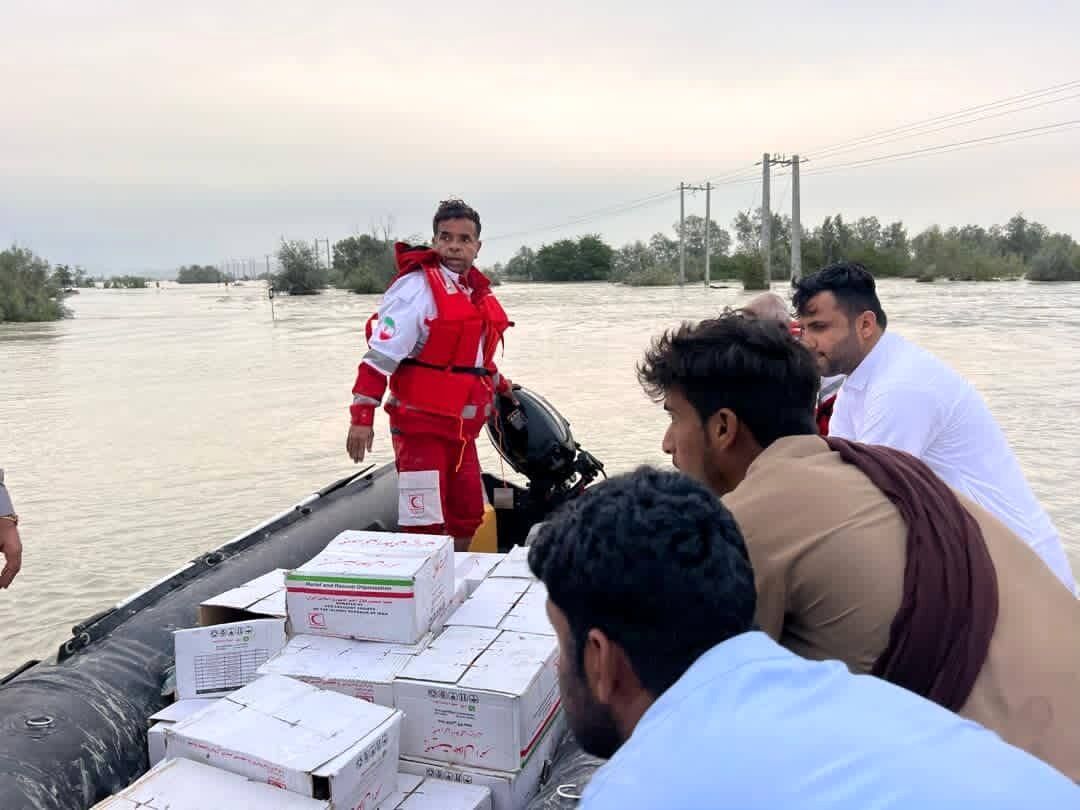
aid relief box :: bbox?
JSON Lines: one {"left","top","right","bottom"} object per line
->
{"left": 91, "top": 757, "right": 331, "bottom": 809}
{"left": 147, "top": 698, "right": 219, "bottom": 767}
{"left": 198, "top": 568, "right": 287, "bottom": 626}
{"left": 381, "top": 773, "right": 492, "bottom": 810}
{"left": 286, "top": 531, "right": 453, "bottom": 644}
{"left": 453, "top": 552, "right": 502, "bottom": 597}
{"left": 398, "top": 710, "right": 566, "bottom": 810}
{"left": 165, "top": 674, "right": 401, "bottom": 810}
{"left": 393, "top": 626, "right": 561, "bottom": 774}
{"left": 486, "top": 545, "right": 533, "bottom": 581}
{"left": 444, "top": 578, "right": 554, "bottom": 637}
{"left": 173, "top": 617, "right": 287, "bottom": 699}
{"left": 256, "top": 633, "right": 432, "bottom": 708}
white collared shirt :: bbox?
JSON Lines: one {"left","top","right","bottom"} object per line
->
{"left": 830, "top": 331, "right": 1075, "bottom": 593}
{"left": 581, "top": 632, "right": 1080, "bottom": 809}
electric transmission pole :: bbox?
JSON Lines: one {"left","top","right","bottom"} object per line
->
{"left": 761, "top": 153, "right": 771, "bottom": 283}
{"left": 679, "top": 183, "right": 686, "bottom": 285}
{"left": 791, "top": 154, "right": 802, "bottom": 280}
{"left": 679, "top": 181, "right": 712, "bottom": 288}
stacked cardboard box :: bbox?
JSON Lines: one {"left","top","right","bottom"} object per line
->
{"left": 285, "top": 531, "right": 454, "bottom": 644}
{"left": 91, "top": 757, "right": 332, "bottom": 809}
{"left": 128, "top": 533, "right": 562, "bottom": 809}
{"left": 255, "top": 632, "right": 432, "bottom": 708}
{"left": 444, "top": 578, "right": 554, "bottom": 637}
{"left": 162, "top": 673, "right": 402, "bottom": 808}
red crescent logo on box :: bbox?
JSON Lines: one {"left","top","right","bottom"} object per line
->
{"left": 408, "top": 494, "right": 425, "bottom": 516}
{"left": 308, "top": 611, "right": 326, "bottom": 628}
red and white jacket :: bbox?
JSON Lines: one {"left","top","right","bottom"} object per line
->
{"left": 350, "top": 243, "right": 512, "bottom": 438}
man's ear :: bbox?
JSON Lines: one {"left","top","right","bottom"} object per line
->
{"left": 583, "top": 628, "right": 625, "bottom": 706}
{"left": 706, "top": 408, "right": 739, "bottom": 451}
{"left": 857, "top": 310, "right": 878, "bottom": 337}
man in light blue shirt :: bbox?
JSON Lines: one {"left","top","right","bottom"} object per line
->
{"left": 526, "top": 467, "right": 1079, "bottom": 808}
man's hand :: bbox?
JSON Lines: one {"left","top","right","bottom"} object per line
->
{"left": 0, "top": 521, "right": 22, "bottom": 589}
{"left": 499, "top": 382, "right": 521, "bottom": 407}
{"left": 346, "top": 424, "right": 375, "bottom": 463}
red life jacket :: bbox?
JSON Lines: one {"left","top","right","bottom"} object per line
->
{"left": 816, "top": 392, "right": 837, "bottom": 436}
{"left": 365, "top": 243, "right": 511, "bottom": 426}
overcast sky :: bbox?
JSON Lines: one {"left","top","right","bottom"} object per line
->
{"left": 2, "top": 0, "right": 1077, "bottom": 275}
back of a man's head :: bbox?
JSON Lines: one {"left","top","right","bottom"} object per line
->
{"left": 528, "top": 466, "right": 757, "bottom": 697}
{"left": 740, "top": 291, "right": 791, "bottom": 325}
{"left": 638, "top": 312, "right": 820, "bottom": 448}
{"left": 791, "top": 261, "right": 887, "bottom": 329}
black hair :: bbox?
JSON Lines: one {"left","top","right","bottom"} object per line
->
{"left": 790, "top": 261, "right": 887, "bottom": 329}
{"left": 637, "top": 312, "right": 819, "bottom": 447}
{"left": 527, "top": 466, "right": 756, "bottom": 696}
{"left": 432, "top": 198, "right": 481, "bottom": 238}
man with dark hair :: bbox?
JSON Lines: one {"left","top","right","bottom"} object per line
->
{"left": 346, "top": 199, "right": 517, "bottom": 550}
{"left": 527, "top": 467, "right": 1080, "bottom": 807}
{"left": 738, "top": 291, "right": 844, "bottom": 434}
{"left": 792, "top": 261, "right": 1074, "bottom": 590}
{"left": 636, "top": 312, "right": 1080, "bottom": 781}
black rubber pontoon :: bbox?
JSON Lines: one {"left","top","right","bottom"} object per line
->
{"left": 0, "top": 464, "right": 400, "bottom": 810}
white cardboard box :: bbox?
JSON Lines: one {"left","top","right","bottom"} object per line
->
{"left": 92, "top": 757, "right": 331, "bottom": 809}
{"left": 173, "top": 617, "right": 287, "bottom": 699}
{"left": 398, "top": 711, "right": 566, "bottom": 810}
{"left": 381, "top": 773, "right": 492, "bottom": 810}
{"left": 256, "top": 633, "right": 432, "bottom": 708}
{"left": 147, "top": 699, "right": 219, "bottom": 767}
{"left": 198, "top": 568, "right": 288, "bottom": 625}
{"left": 486, "top": 546, "right": 533, "bottom": 581}
{"left": 453, "top": 552, "right": 502, "bottom": 597}
{"left": 286, "top": 531, "right": 453, "bottom": 644}
{"left": 165, "top": 674, "right": 402, "bottom": 810}
{"left": 393, "top": 626, "right": 561, "bottom": 773}
{"left": 444, "top": 579, "right": 554, "bottom": 637}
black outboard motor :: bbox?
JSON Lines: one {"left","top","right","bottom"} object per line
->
{"left": 483, "top": 386, "right": 604, "bottom": 549}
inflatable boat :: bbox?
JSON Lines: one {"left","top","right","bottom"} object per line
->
{"left": 0, "top": 388, "right": 605, "bottom": 810}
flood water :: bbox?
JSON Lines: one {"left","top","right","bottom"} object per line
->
{"left": 1, "top": 277, "right": 1077, "bottom": 674}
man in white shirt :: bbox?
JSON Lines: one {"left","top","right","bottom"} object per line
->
{"left": 792, "top": 262, "right": 1075, "bottom": 592}
{"left": 741, "top": 291, "right": 846, "bottom": 434}
{"left": 346, "top": 199, "right": 517, "bottom": 551}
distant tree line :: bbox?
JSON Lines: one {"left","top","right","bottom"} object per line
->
{"left": 176, "top": 265, "right": 228, "bottom": 284}
{"left": 492, "top": 211, "right": 1080, "bottom": 287}
{"left": 0, "top": 246, "right": 69, "bottom": 322}
{"left": 265, "top": 210, "right": 1080, "bottom": 298}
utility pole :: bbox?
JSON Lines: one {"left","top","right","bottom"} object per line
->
{"left": 791, "top": 154, "right": 802, "bottom": 280}
{"left": 761, "top": 153, "right": 771, "bottom": 283}
{"left": 679, "top": 182, "right": 711, "bottom": 287}
{"left": 678, "top": 183, "right": 686, "bottom": 286}
{"left": 757, "top": 152, "right": 800, "bottom": 282}
{"left": 704, "top": 181, "right": 712, "bottom": 287}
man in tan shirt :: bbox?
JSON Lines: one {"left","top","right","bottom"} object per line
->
{"left": 637, "top": 312, "right": 1080, "bottom": 781}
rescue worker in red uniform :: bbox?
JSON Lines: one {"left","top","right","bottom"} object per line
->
{"left": 345, "top": 199, "right": 516, "bottom": 551}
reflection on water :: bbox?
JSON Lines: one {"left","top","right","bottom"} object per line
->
{"left": 1, "top": 278, "right": 1077, "bottom": 673}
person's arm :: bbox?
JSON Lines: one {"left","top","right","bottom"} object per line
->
{"left": 722, "top": 494, "right": 788, "bottom": 640}
{"left": 346, "top": 277, "right": 428, "bottom": 462}
{"left": 0, "top": 474, "right": 22, "bottom": 589}
{"left": 854, "top": 384, "right": 944, "bottom": 457}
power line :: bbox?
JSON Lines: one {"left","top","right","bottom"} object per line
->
{"left": 806, "top": 78, "right": 1080, "bottom": 159}
{"left": 707, "top": 120, "right": 1079, "bottom": 189}
{"left": 799, "top": 119, "right": 1080, "bottom": 178}
{"left": 807, "top": 91, "right": 1080, "bottom": 163}
{"left": 486, "top": 188, "right": 679, "bottom": 243}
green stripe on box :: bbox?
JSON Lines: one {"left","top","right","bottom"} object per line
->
{"left": 286, "top": 573, "right": 414, "bottom": 586}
